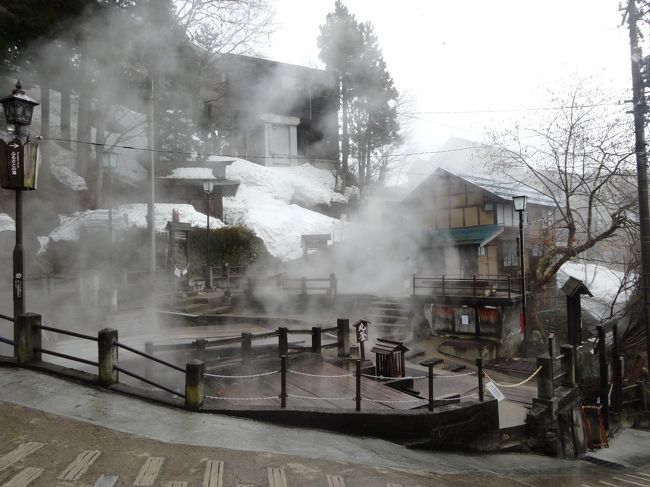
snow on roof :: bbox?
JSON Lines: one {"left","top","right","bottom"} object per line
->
{"left": 0, "top": 213, "right": 15, "bottom": 232}
{"left": 441, "top": 168, "right": 555, "bottom": 207}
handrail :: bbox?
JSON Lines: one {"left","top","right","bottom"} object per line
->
{"left": 413, "top": 274, "right": 521, "bottom": 297}
{"left": 0, "top": 336, "right": 14, "bottom": 346}
{"left": 0, "top": 313, "right": 15, "bottom": 323}
{"left": 35, "top": 324, "right": 98, "bottom": 342}
{"left": 115, "top": 341, "right": 185, "bottom": 374}
{"left": 114, "top": 365, "right": 185, "bottom": 398}
{"left": 36, "top": 348, "right": 99, "bottom": 367}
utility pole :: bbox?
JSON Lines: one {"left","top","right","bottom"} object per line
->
{"left": 626, "top": 0, "right": 650, "bottom": 370}
{"left": 147, "top": 74, "right": 156, "bottom": 281}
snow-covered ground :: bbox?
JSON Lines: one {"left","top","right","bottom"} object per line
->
{"left": 0, "top": 213, "right": 15, "bottom": 233}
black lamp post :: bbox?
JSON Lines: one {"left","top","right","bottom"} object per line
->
{"left": 513, "top": 195, "right": 528, "bottom": 355}
{"left": 203, "top": 179, "right": 214, "bottom": 290}
{"left": 0, "top": 81, "right": 40, "bottom": 323}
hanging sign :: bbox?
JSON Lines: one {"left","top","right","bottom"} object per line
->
{"left": 0, "top": 137, "right": 39, "bottom": 190}
{"left": 486, "top": 381, "right": 506, "bottom": 402}
{"left": 355, "top": 320, "right": 369, "bottom": 343}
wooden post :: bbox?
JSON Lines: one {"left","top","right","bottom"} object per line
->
{"left": 412, "top": 274, "right": 416, "bottom": 296}
{"left": 185, "top": 359, "right": 204, "bottom": 410}
{"left": 241, "top": 332, "right": 252, "bottom": 363}
{"left": 612, "top": 323, "right": 622, "bottom": 414}
{"left": 98, "top": 328, "right": 118, "bottom": 387}
{"left": 639, "top": 381, "right": 647, "bottom": 411}
{"left": 597, "top": 324, "right": 609, "bottom": 429}
{"left": 278, "top": 327, "right": 288, "bottom": 356}
{"left": 428, "top": 363, "right": 434, "bottom": 411}
{"left": 537, "top": 354, "right": 554, "bottom": 401}
{"left": 301, "top": 277, "right": 307, "bottom": 296}
{"left": 15, "top": 313, "right": 41, "bottom": 364}
{"left": 476, "top": 357, "right": 484, "bottom": 401}
{"left": 560, "top": 344, "right": 576, "bottom": 387}
{"left": 329, "top": 273, "right": 337, "bottom": 297}
{"left": 280, "top": 354, "right": 287, "bottom": 408}
{"left": 548, "top": 333, "right": 556, "bottom": 360}
{"left": 337, "top": 319, "right": 350, "bottom": 357}
{"left": 355, "top": 359, "right": 361, "bottom": 411}
{"left": 311, "top": 327, "right": 322, "bottom": 354}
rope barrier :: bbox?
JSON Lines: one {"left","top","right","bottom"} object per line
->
{"left": 433, "top": 370, "right": 478, "bottom": 379}
{"left": 287, "top": 393, "right": 352, "bottom": 401}
{"left": 205, "top": 370, "right": 280, "bottom": 379}
{"left": 287, "top": 370, "right": 353, "bottom": 378}
{"left": 363, "top": 397, "right": 428, "bottom": 404}
{"left": 205, "top": 394, "right": 279, "bottom": 401}
{"left": 484, "top": 366, "right": 543, "bottom": 388}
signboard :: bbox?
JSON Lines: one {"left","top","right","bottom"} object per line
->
{"left": 0, "top": 137, "right": 39, "bottom": 190}
{"left": 485, "top": 381, "right": 505, "bottom": 402}
{"left": 356, "top": 321, "right": 368, "bottom": 343}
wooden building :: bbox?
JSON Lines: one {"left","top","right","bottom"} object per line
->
{"left": 402, "top": 168, "right": 555, "bottom": 357}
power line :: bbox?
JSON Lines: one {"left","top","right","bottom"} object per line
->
{"left": 39, "top": 135, "right": 488, "bottom": 161}
{"left": 410, "top": 101, "right": 624, "bottom": 115}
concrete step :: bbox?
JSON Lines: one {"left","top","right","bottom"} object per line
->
{"left": 369, "top": 307, "right": 411, "bottom": 317}
{"left": 367, "top": 315, "right": 410, "bottom": 325}
{"left": 370, "top": 301, "right": 411, "bottom": 310}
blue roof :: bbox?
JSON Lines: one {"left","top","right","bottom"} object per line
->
{"left": 422, "top": 224, "right": 504, "bottom": 247}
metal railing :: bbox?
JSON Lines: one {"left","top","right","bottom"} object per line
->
{"left": 412, "top": 274, "right": 521, "bottom": 298}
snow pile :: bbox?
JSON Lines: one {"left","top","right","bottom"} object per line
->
{"left": 0, "top": 213, "right": 15, "bottom": 232}
{"left": 164, "top": 167, "right": 215, "bottom": 179}
{"left": 40, "top": 204, "right": 223, "bottom": 254}
{"left": 226, "top": 158, "right": 346, "bottom": 207}
{"left": 39, "top": 155, "right": 349, "bottom": 260}
{"left": 558, "top": 261, "right": 633, "bottom": 320}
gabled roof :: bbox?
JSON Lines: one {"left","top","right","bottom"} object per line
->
{"left": 404, "top": 166, "right": 555, "bottom": 208}
{"left": 370, "top": 338, "right": 409, "bottom": 355}
{"left": 422, "top": 224, "right": 504, "bottom": 248}
{"left": 436, "top": 168, "right": 555, "bottom": 207}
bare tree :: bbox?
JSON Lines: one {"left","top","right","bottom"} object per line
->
{"left": 488, "top": 81, "right": 638, "bottom": 325}
{"left": 174, "top": 0, "right": 274, "bottom": 67}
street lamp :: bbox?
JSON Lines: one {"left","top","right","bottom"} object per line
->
{"left": 0, "top": 81, "right": 40, "bottom": 323}
{"left": 203, "top": 179, "right": 214, "bottom": 290}
{"left": 513, "top": 195, "right": 528, "bottom": 355}
{"left": 102, "top": 149, "right": 119, "bottom": 242}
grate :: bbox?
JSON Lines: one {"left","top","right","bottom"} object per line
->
{"left": 581, "top": 455, "right": 628, "bottom": 470}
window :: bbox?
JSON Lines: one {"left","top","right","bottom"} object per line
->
{"left": 502, "top": 240, "right": 518, "bottom": 267}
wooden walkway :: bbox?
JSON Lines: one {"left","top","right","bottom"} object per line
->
{"left": 204, "top": 357, "right": 427, "bottom": 410}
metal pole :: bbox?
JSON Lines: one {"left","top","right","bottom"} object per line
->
{"left": 627, "top": 0, "right": 650, "bottom": 374}
{"left": 476, "top": 357, "right": 484, "bottom": 402}
{"left": 205, "top": 190, "right": 210, "bottom": 289}
{"left": 280, "top": 354, "right": 287, "bottom": 408}
{"left": 108, "top": 163, "right": 113, "bottom": 244}
{"left": 518, "top": 209, "right": 528, "bottom": 355}
{"left": 13, "top": 123, "right": 24, "bottom": 322}
{"left": 147, "top": 74, "right": 156, "bottom": 281}
{"left": 428, "top": 363, "right": 434, "bottom": 411}
{"left": 355, "top": 359, "right": 361, "bottom": 411}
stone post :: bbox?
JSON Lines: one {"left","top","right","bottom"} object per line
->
{"left": 98, "top": 328, "right": 118, "bottom": 387}
{"left": 337, "top": 318, "right": 350, "bottom": 357}
{"left": 560, "top": 344, "right": 576, "bottom": 387}
{"left": 14, "top": 313, "right": 41, "bottom": 364}
{"left": 537, "top": 354, "right": 554, "bottom": 400}
{"left": 185, "top": 359, "right": 205, "bottom": 410}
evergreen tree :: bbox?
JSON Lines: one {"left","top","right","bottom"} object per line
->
{"left": 318, "top": 1, "right": 401, "bottom": 190}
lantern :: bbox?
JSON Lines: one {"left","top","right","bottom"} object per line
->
{"left": 0, "top": 81, "right": 39, "bottom": 127}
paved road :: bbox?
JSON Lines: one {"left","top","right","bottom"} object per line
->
{"left": 0, "top": 367, "right": 649, "bottom": 486}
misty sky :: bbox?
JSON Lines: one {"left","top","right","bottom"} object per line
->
{"left": 264, "top": 0, "right": 631, "bottom": 151}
